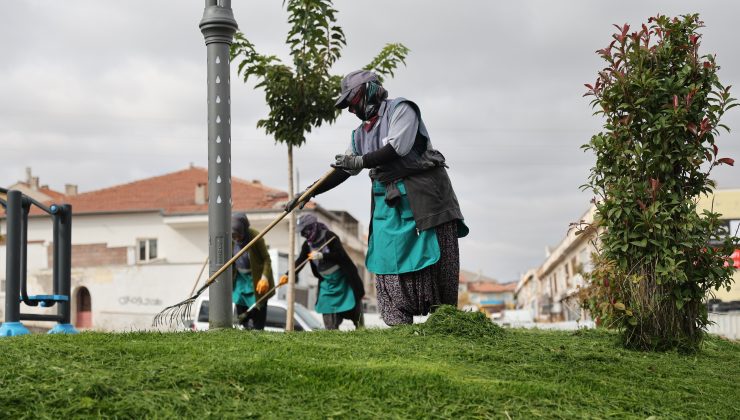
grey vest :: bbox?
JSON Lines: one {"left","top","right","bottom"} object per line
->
{"left": 353, "top": 98, "right": 465, "bottom": 232}
{"left": 352, "top": 98, "right": 432, "bottom": 155}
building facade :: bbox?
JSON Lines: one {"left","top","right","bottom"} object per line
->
{"left": 697, "top": 189, "right": 740, "bottom": 303}
{"left": 458, "top": 270, "right": 517, "bottom": 316}
{"left": 516, "top": 206, "right": 597, "bottom": 323}
{"left": 517, "top": 189, "right": 740, "bottom": 323}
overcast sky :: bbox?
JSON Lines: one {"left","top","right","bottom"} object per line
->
{"left": 1, "top": 1, "right": 738, "bottom": 282}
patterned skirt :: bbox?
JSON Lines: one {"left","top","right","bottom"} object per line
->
{"left": 375, "top": 220, "right": 460, "bottom": 325}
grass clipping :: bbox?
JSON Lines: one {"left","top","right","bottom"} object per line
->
{"left": 412, "top": 305, "right": 503, "bottom": 339}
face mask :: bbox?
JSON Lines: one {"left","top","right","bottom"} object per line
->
{"left": 300, "top": 224, "right": 314, "bottom": 238}
{"left": 349, "top": 83, "right": 383, "bottom": 122}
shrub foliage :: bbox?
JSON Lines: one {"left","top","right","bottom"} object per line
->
{"left": 580, "top": 14, "right": 739, "bottom": 351}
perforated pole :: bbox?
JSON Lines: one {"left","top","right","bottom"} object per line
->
{"left": 200, "top": 0, "right": 238, "bottom": 329}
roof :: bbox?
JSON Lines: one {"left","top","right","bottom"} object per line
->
{"left": 459, "top": 269, "right": 497, "bottom": 283}
{"left": 467, "top": 282, "right": 518, "bottom": 294}
{"left": 2, "top": 183, "right": 66, "bottom": 204}
{"left": 3, "top": 167, "right": 301, "bottom": 217}
{"left": 38, "top": 186, "right": 67, "bottom": 202}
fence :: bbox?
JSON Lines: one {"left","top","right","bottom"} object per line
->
{"left": 708, "top": 312, "right": 740, "bottom": 340}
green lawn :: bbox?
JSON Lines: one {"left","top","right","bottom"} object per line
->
{"left": 1, "top": 309, "right": 738, "bottom": 419}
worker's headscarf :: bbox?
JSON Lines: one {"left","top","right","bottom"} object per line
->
{"left": 347, "top": 81, "right": 388, "bottom": 122}
{"left": 231, "top": 213, "right": 251, "bottom": 272}
{"left": 297, "top": 214, "right": 328, "bottom": 247}
{"left": 335, "top": 70, "right": 388, "bottom": 122}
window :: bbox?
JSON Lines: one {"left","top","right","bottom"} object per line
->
{"left": 197, "top": 300, "right": 209, "bottom": 323}
{"left": 730, "top": 220, "right": 739, "bottom": 238}
{"left": 579, "top": 247, "right": 592, "bottom": 273}
{"left": 293, "top": 304, "right": 325, "bottom": 330}
{"left": 571, "top": 257, "right": 578, "bottom": 275}
{"left": 265, "top": 306, "right": 304, "bottom": 331}
{"left": 716, "top": 220, "right": 732, "bottom": 237}
{"left": 709, "top": 219, "right": 739, "bottom": 246}
{"left": 137, "top": 238, "right": 158, "bottom": 262}
{"left": 196, "top": 300, "right": 240, "bottom": 324}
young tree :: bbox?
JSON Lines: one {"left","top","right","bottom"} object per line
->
{"left": 581, "top": 14, "right": 739, "bottom": 352}
{"left": 230, "top": 0, "right": 409, "bottom": 330}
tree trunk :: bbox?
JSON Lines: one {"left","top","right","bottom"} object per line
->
{"left": 286, "top": 143, "right": 296, "bottom": 331}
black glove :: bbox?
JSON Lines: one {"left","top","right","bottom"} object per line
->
{"left": 284, "top": 191, "right": 310, "bottom": 213}
{"left": 331, "top": 154, "right": 364, "bottom": 170}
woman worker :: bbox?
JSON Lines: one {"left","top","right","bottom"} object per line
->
{"left": 279, "top": 214, "right": 365, "bottom": 329}
{"left": 231, "top": 212, "right": 275, "bottom": 330}
{"left": 286, "top": 70, "right": 468, "bottom": 326}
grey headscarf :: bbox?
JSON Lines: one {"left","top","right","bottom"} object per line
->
{"left": 231, "top": 212, "right": 251, "bottom": 272}
{"left": 297, "top": 214, "right": 328, "bottom": 247}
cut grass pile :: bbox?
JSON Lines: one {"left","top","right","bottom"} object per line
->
{"left": 412, "top": 305, "right": 504, "bottom": 338}
{"left": 1, "top": 308, "right": 738, "bottom": 419}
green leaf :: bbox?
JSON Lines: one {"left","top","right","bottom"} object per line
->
{"left": 363, "top": 43, "right": 411, "bottom": 82}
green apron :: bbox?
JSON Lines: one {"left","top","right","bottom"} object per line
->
{"left": 314, "top": 268, "right": 356, "bottom": 314}
{"left": 232, "top": 271, "right": 256, "bottom": 307}
{"left": 366, "top": 180, "right": 440, "bottom": 275}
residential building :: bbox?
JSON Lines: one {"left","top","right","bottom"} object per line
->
{"left": 517, "top": 206, "right": 597, "bottom": 323}
{"left": 697, "top": 189, "right": 740, "bottom": 302}
{"left": 514, "top": 268, "right": 540, "bottom": 319}
{"left": 467, "top": 282, "right": 517, "bottom": 316}
{"left": 5, "top": 167, "right": 72, "bottom": 204}
{"left": 458, "top": 270, "right": 517, "bottom": 316}
{"left": 518, "top": 188, "right": 740, "bottom": 323}
{"left": 1, "top": 166, "right": 371, "bottom": 331}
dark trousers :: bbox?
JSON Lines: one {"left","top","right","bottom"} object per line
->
{"left": 322, "top": 301, "right": 364, "bottom": 330}
{"left": 236, "top": 304, "right": 267, "bottom": 330}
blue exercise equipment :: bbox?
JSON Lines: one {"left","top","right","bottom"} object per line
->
{"left": 1, "top": 188, "right": 78, "bottom": 336}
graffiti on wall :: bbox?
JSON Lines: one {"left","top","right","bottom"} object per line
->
{"left": 118, "top": 296, "right": 163, "bottom": 306}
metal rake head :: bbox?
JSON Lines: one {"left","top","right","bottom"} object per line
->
{"left": 152, "top": 297, "right": 196, "bottom": 328}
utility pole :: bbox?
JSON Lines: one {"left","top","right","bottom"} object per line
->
{"left": 200, "top": 0, "right": 237, "bottom": 329}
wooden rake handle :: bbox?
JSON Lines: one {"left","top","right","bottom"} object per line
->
{"left": 242, "top": 235, "right": 337, "bottom": 315}
{"left": 194, "top": 168, "right": 338, "bottom": 296}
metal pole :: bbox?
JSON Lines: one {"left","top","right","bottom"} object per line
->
{"left": 19, "top": 198, "right": 30, "bottom": 304}
{"left": 200, "top": 0, "right": 237, "bottom": 329}
{"left": 52, "top": 211, "right": 60, "bottom": 295}
{"left": 0, "top": 190, "right": 29, "bottom": 336}
{"left": 58, "top": 205, "right": 73, "bottom": 325}
{"left": 47, "top": 204, "right": 77, "bottom": 334}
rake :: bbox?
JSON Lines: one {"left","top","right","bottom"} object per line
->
{"left": 236, "top": 235, "right": 336, "bottom": 324}
{"left": 152, "top": 168, "right": 337, "bottom": 328}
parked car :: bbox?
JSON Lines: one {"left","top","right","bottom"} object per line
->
{"left": 708, "top": 299, "right": 740, "bottom": 313}
{"left": 186, "top": 295, "right": 324, "bottom": 332}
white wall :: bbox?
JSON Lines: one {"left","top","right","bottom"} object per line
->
{"left": 73, "top": 263, "right": 202, "bottom": 331}
{"left": 18, "top": 212, "right": 207, "bottom": 264}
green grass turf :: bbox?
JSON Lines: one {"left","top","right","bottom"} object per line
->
{"left": 1, "top": 309, "right": 738, "bottom": 419}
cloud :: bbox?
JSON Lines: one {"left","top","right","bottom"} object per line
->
{"left": 1, "top": 0, "right": 739, "bottom": 282}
